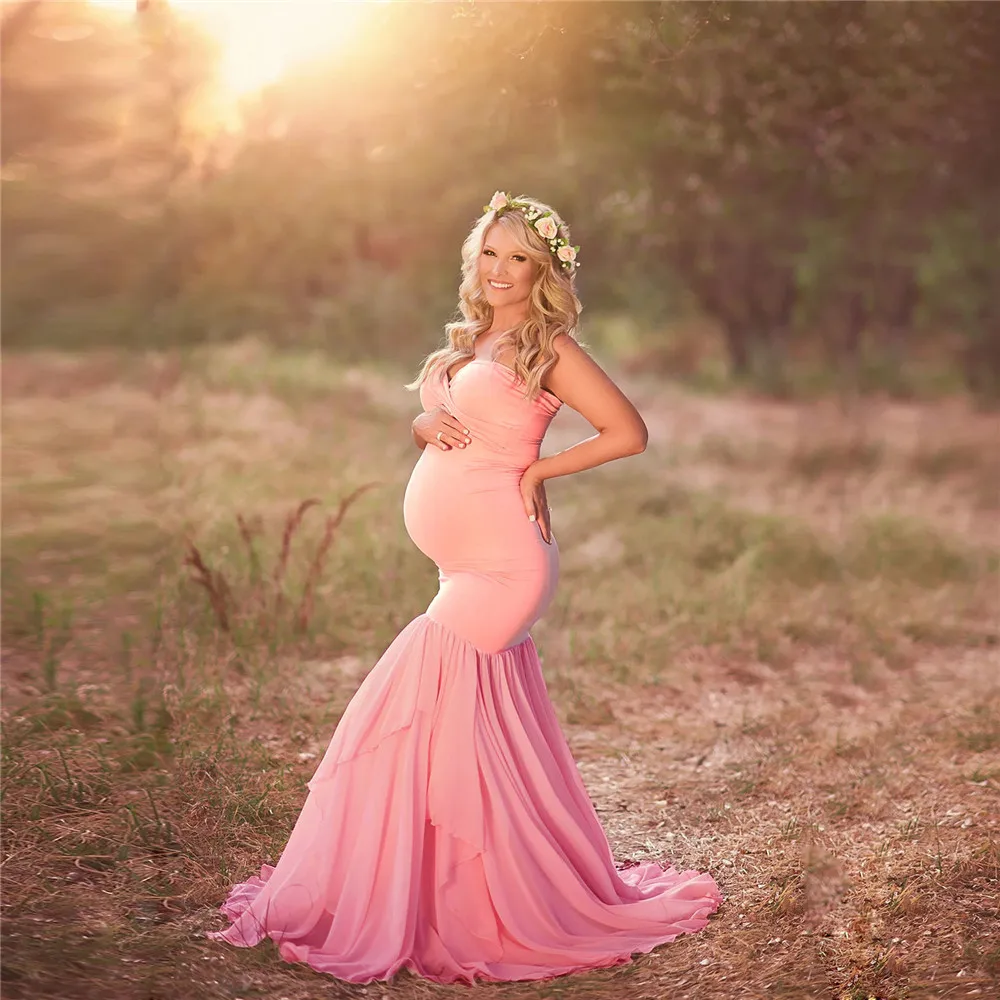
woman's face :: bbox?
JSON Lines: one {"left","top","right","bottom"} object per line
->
{"left": 478, "top": 222, "right": 537, "bottom": 309}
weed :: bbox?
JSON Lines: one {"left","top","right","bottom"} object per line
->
{"left": 780, "top": 817, "right": 801, "bottom": 840}
{"left": 183, "top": 486, "right": 378, "bottom": 643}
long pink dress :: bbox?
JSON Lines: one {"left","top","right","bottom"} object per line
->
{"left": 206, "top": 336, "right": 724, "bottom": 983}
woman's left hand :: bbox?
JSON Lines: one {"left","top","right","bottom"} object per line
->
{"left": 519, "top": 465, "right": 552, "bottom": 544}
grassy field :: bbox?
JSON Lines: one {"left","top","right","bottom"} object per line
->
{"left": 2, "top": 338, "right": 998, "bottom": 1000}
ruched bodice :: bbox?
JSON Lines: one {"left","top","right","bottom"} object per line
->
{"left": 419, "top": 358, "right": 561, "bottom": 467}
{"left": 403, "top": 356, "right": 562, "bottom": 653}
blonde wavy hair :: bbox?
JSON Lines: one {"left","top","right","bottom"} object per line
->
{"left": 407, "top": 195, "right": 583, "bottom": 401}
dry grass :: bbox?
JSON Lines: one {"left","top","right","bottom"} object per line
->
{"left": 3, "top": 340, "right": 998, "bottom": 1000}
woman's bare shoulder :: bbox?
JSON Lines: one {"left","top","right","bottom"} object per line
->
{"left": 551, "top": 333, "right": 593, "bottom": 364}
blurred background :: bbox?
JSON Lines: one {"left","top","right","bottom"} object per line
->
{"left": 3, "top": 0, "right": 998, "bottom": 394}
{"left": 3, "top": 3, "right": 999, "bottom": 999}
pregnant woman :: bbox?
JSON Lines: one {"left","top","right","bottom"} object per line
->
{"left": 206, "top": 192, "right": 723, "bottom": 983}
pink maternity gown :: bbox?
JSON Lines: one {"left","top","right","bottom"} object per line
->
{"left": 206, "top": 335, "right": 724, "bottom": 983}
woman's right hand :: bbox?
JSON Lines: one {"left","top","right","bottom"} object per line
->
{"left": 412, "top": 406, "right": 472, "bottom": 451}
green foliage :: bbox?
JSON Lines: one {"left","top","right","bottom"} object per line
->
{"left": 845, "top": 515, "right": 986, "bottom": 586}
{"left": 2, "top": 0, "right": 998, "bottom": 397}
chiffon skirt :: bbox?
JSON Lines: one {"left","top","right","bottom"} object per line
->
{"left": 205, "top": 613, "right": 724, "bottom": 984}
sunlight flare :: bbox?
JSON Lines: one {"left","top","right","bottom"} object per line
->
{"left": 90, "top": 0, "right": 370, "bottom": 98}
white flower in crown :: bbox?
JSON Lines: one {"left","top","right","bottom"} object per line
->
{"left": 534, "top": 215, "right": 558, "bottom": 240}
{"left": 557, "top": 244, "right": 577, "bottom": 263}
{"left": 488, "top": 191, "right": 509, "bottom": 211}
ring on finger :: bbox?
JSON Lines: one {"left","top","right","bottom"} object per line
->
{"left": 436, "top": 431, "right": 444, "bottom": 442}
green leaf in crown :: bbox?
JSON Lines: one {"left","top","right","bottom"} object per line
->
{"left": 483, "top": 191, "right": 580, "bottom": 272}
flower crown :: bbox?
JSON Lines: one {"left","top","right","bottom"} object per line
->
{"left": 482, "top": 191, "right": 580, "bottom": 272}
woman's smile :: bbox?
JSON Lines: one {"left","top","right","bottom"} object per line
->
{"left": 479, "top": 223, "right": 536, "bottom": 308}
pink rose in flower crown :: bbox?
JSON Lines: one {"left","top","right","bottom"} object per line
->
{"left": 534, "top": 215, "right": 558, "bottom": 240}
{"left": 557, "top": 245, "right": 577, "bottom": 264}
{"left": 489, "top": 191, "right": 509, "bottom": 211}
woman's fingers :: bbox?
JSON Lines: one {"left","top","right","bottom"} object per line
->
{"left": 435, "top": 407, "right": 468, "bottom": 436}
{"left": 441, "top": 412, "right": 470, "bottom": 433}
{"left": 429, "top": 425, "right": 467, "bottom": 450}
{"left": 522, "top": 481, "right": 551, "bottom": 543}
{"left": 533, "top": 498, "right": 551, "bottom": 543}
{"left": 536, "top": 484, "right": 552, "bottom": 544}
{"left": 438, "top": 430, "right": 468, "bottom": 449}
{"left": 520, "top": 476, "right": 536, "bottom": 519}
{"left": 414, "top": 412, "right": 448, "bottom": 449}
{"left": 441, "top": 416, "right": 471, "bottom": 444}
{"left": 418, "top": 408, "right": 469, "bottom": 451}
{"left": 437, "top": 417, "right": 470, "bottom": 448}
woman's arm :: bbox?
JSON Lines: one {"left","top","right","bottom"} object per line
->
{"left": 518, "top": 335, "right": 647, "bottom": 542}
{"left": 531, "top": 334, "right": 648, "bottom": 481}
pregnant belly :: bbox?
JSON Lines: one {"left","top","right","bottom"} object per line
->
{"left": 403, "top": 449, "right": 528, "bottom": 565}
{"left": 402, "top": 448, "right": 559, "bottom": 652}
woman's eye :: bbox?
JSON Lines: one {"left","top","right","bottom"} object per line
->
{"left": 513, "top": 255, "right": 527, "bottom": 262}
{"left": 483, "top": 249, "right": 495, "bottom": 257}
